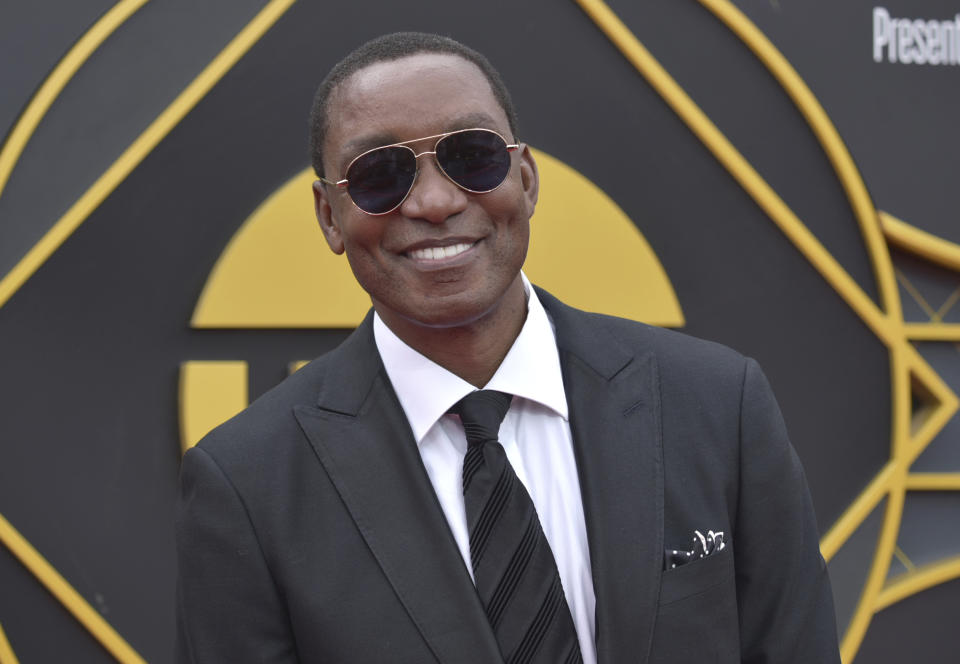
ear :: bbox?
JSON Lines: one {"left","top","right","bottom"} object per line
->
{"left": 313, "top": 180, "right": 345, "bottom": 255}
{"left": 518, "top": 145, "right": 539, "bottom": 218}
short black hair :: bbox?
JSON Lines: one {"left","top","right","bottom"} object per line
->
{"left": 309, "top": 32, "right": 519, "bottom": 177}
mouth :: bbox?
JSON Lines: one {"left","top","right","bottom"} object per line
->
{"left": 406, "top": 241, "right": 476, "bottom": 261}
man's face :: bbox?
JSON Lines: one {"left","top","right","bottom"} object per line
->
{"left": 313, "top": 53, "right": 539, "bottom": 332}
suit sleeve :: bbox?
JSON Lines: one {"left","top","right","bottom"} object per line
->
{"left": 734, "top": 358, "right": 841, "bottom": 663}
{"left": 175, "top": 445, "right": 298, "bottom": 663}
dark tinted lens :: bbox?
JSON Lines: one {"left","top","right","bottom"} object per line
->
{"left": 346, "top": 146, "right": 416, "bottom": 214}
{"left": 436, "top": 130, "right": 511, "bottom": 192}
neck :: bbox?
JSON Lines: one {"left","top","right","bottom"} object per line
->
{"left": 376, "top": 278, "right": 527, "bottom": 387}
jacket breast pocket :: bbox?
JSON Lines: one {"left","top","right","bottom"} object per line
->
{"left": 659, "top": 545, "right": 734, "bottom": 606}
{"left": 649, "top": 547, "right": 740, "bottom": 663}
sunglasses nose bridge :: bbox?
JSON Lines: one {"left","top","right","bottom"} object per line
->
{"left": 408, "top": 148, "right": 449, "bottom": 185}
{"left": 399, "top": 150, "right": 471, "bottom": 220}
{"left": 409, "top": 149, "right": 446, "bottom": 185}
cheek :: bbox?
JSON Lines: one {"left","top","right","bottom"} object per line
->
{"left": 338, "top": 214, "right": 385, "bottom": 254}
{"left": 490, "top": 194, "right": 531, "bottom": 249}
{"left": 510, "top": 224, "right": 530, "bottom": 269}
{"left": 342, "top": 235, "right": 387, "bottom": 278}
{"left": 336, "top": 222, "right": 391, "bottom": 283}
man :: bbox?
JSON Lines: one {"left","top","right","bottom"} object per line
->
{"left": 176, "top": 32, "right": 840, "bottom": 663}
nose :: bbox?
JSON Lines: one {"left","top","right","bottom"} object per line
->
{"left": 398, "top": 152, "right": 468, "bottom": 224}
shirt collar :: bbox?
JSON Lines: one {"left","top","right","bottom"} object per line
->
{"left": 373, "top": 273, "right": 568, "bottom": 445}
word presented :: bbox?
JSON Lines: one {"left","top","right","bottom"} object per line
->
{"left": 873, "top": 7, "right": 960, "bottom": 65}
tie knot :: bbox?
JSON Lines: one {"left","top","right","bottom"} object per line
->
{"left": 450, "top": 390, "right": 512, "bottom": 447}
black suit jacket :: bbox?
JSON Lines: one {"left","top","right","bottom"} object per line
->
{"left": 175, "top": 289, "right": 840, "bottom": 663}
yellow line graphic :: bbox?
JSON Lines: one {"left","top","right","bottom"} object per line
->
{"left": 696, "top": 0, "right": 901, "bottom": 322}
{"left": 0, "top": 513, "right": 145, "bottom": 663}
{"left": 819, "top": 462, "right": 895, "bottom": 561}
{"left": 934, "top": 287, "right": 960, "bottom": 322}
{"left": 574, "top": 0, "right": 899, "bottom": 347}
{"left": 0, "top": 622, "right": 19, "bottom": 664}
{"left": 881, "top": 211, "right": 960, "bottom": 272}
{"left": 881, "top": 210, "right": 960, "bottom": 340}
{"left": 892, "top": 545, "right": 916, "bottom": 573}
{"left": 0, "top": 0, "right": 151, "bottom": 203}
{"left": 904, "top": 324, "right": 960, "bottom": 341}
{"left": 0, "top": 0, "right": 297, "bottom": 310}
{"left": 905, "top": 473, "right": 960, "bottom": 491}
{"left": 876, "top": 555, "right": 960, "bottom": 611}
{"left": 895, "top": 269, "right": 938, "bottom": 320}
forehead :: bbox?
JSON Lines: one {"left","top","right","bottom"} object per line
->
{"left": 324, "top": 53, "right": 510, "bottom": 168}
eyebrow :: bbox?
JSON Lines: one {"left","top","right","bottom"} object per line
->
{"left": 336, "top": 112, "right": 505, "bottom": 174}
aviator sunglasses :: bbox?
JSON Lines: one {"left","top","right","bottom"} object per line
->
{"left": 319, "top": 128, "right": 520, "bottom": 215}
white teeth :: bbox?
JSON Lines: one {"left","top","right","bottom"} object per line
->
{"left": 409, "top": 242, "right": 473, "bottom": 261}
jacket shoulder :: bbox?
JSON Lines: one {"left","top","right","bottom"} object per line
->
{"left": 536, "top": 285, "right": 747, "bottom": 381}
{"left": 558, "top": 301, "right": 749, "bottom": 388}
{"left": 191, "top": 351, "right": 335, "bottom": 468}
{"left": 613, "top": 316, "right": 743, "bottom": 377}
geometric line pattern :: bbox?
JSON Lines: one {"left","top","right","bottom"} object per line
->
{"left": 0, "top": 622, "right": 20, "bottom": 664}
{"left": 892, "top": 545, "right": 917, "bottom": 573}
{"left": 0, "top": 0, "right": 151, "bottom": 203}
{"left": 0, "top": 0, "right": 151, "bottom": 308}
{"left": 882, "top": 219, "right": 960, "bottom": 615}
{"left": 884, "top": 212, "right": 960, "bottom": 341}
{"left": 574, "top": 1, "right": 960, "bottom": 662}
{"left": 895, "top": 269, "right": 938, "bottom": 320}
{"left": 0, "top": 0, "right": 298, "bottom": 661}
{"left": 0, "top": 0, "right": 296, "bottom": 311}
{"left": 0, "top": 513, "right": 144, "bottom": 663}
{"left": 1, "top": 1, "right": 955, "bottom": 662}
{"left": 875, "top": 555, "right": 960, "bottom": 611}
{"left": 894, "top": 267, "right": 960, "bottom": 324}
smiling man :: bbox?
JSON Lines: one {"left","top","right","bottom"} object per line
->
{"left": 175, "top": 33, "right": 841, "bottom": 664}
{"left": 312, "top": 49, "right": 535, "bottom": 388}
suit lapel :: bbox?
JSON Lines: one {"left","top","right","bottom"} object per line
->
{"left": 540, "top": 290, "right": 664, "bottom": 664}
{"left": 292, "top": 293, "right": 664, "bottom": 663}
{"left": 294, "top": 315, "right": 502, "bottom": 664}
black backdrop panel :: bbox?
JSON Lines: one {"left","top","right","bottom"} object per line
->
{"left": 0, "top": 1, "right": 956, "bottom": 661}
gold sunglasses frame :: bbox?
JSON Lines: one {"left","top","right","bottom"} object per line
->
{"left": 318, "top": 127, "right": 521, "bottom": 216}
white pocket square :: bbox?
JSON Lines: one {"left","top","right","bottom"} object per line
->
{"left": 664, "top": 529, "right": 726, "bottom": 570}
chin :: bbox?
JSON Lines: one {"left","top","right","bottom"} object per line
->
{"left": 378, "top": 287, "right": 498, "bottom": 330}
{"left": 374, "top": 272, "right": 525, "bottom": 332}
{"left": 403, "top": 299, "right": 494, "bottom": 330}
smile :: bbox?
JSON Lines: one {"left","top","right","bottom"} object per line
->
{"left": 406, "top": 241, "right": 476, "bottom": 261}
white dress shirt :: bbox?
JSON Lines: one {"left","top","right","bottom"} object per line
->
{"left": 373, "top": 274, "right": 597, "bottom": 664}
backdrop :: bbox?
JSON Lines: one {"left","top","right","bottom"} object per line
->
{"left": 1, "top": 1, "right": 958, "bottom": 662}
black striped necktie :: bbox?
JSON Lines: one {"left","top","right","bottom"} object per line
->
{"left": 451, "top": 390, "right": 582, "bottom": 664}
